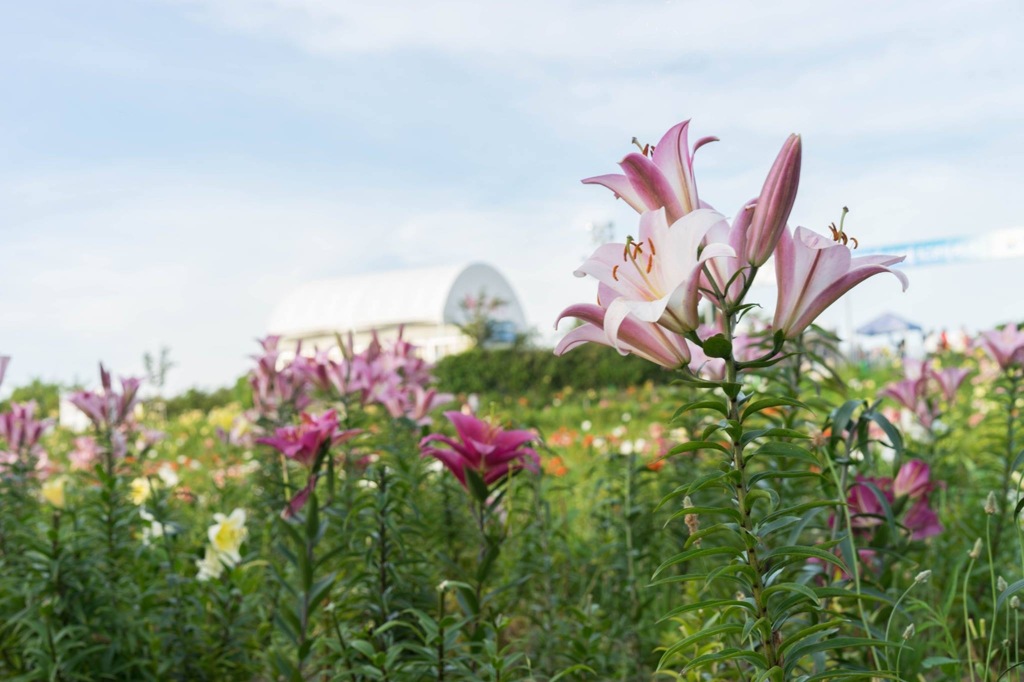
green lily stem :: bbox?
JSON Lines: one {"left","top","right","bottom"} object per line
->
{"left": 722, "top": 310, "right": 780, "bottom": 669}
{"left": 964, "top": 549, "right": 980, "bottom": 682}
{"left": 985, "top": 516, "right": 999, "bottom": 682}
{"left": 993, "top": 371, "right": 1021, "bottom": 568}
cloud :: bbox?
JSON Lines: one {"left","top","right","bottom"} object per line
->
{"left": 165, "top": 0, "right": 1007, "bottom": 62}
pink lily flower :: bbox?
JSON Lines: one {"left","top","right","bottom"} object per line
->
{"left": 69, "top": 436, "right": 102, "bottom": 470}
{"left": 745, "top": 134, "right": 802, "bottom": 267}
{"left": 976, "top": 326, "right": 1024, "bottom": 370}
{"left": 382, "top": 385, "right": 453, "bottom": 426}
{"left": 249, "top": 336, "right": 312, "bottom": 420}
{"left": 904, "top": 498, "right": 943, "bottom": 540}
{"left": 893, "top": 459, "right": 932, "bottom": 500}
{"left": 582, "top": 120, "right": 717, "bottom": 223}
{"left": 574, "top": 207, "right": 735, "bottom": 347}
{"left": 847, "top": 476, "right": 893, "bottom": 531}
{"left": 701, "top": 200, "right": 757, "bottom": 306}
{"left": 554, "top": 302, "right": 693, "bottom": 369}
{"left": 929, "top": 366, "right": 971, "bottom": 403}
{"left": 67, "top": 364, "right": 143, "bottom": 431}
{"left": 420, "top": 411, "right": 539, "bottom": 490}
{"left": 256, "top": 410, "right": 361, "bottom": 469}
{"left": 0, "top": 401, "right": 52, "bottom": 475}
{"left": 772, "top": 226, "right": 909, "bottom": 338}
{"left": 880, "top": 378, "right": 925, "bottom": 413}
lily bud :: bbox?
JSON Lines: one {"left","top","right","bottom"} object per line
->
{"left": 998, "top": 576, "right": 1009, "bottom": 592}
{"left": 914, "top": 570, "right": 932, "bottom": 584}
{"left": 1011, "top": 596, "right": 1020, "bottom": 609}
{"left": 683, "top": 496, "right": 701, "bottom": 547}
{"left": 970, "top": 538, "right": 983, "bottom": 560}
{"left": 745, "top": 134, "right": 801, "bottom": 266}
{"left": 985, "top": 491, "right": 999, "bottom": 515}
{"left": 902, "top": 623, "right": 916, "bottom": 640}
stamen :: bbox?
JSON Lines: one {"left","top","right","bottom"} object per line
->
{"left": 648, "top": 238, "right": 656, "bottom": 256}
{"left": 612, "top": 265, "right": 620, "bottom": 281}
{"left": 646, "top": 254, "right": 653, "bottom": 274}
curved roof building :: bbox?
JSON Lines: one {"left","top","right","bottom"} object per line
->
{"left": 268, "top": 262, "right": 527, "bottom": 360}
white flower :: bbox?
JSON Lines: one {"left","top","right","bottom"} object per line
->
{"left": 196, "top": 546, "right": 227, "bottom": 582}
{"left": 139, "top": 508, "right": 166, "bottom": 546}
{"left": 208, "top": 509, "right": 247, "bottom": 566}
{"left": 581, "top": 420, "right": 592, "bottom": 432}
{"left": 157, "top": 463, "right": 179, "bottom": 487}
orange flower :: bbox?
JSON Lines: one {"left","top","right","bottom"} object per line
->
{"left": 544, "top": 456, "right": 568, "bottom": 477}
{"left": 646, "top": 457, "right": 665, "bottom": 472}
{"left": 549, "top": 427, "right": 577, "bottom": 447}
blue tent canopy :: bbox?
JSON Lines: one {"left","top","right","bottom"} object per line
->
{"left": 856, "top": 313, "right": 924, "bottom": 336}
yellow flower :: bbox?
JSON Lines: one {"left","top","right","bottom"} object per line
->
{"left": 208, "top": 508, "right": 247, "bottom": 566}
{"left": 41, "top": 476, "right": 67, "bottom": 509}
{"left": 129, "top": 477, "right": 155, "bottom": 505}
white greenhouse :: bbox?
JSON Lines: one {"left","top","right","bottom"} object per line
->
{"left": 267, "top": 263, "right": 528, "bottom": 361}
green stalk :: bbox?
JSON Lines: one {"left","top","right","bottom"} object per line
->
{"left": 993, "top": 371, "right": 1020, "bottom": 566}
{"left": 722, "top": 311, "right": 780, "bottom": 669}
{"left": 964, "top": 546, "right": 981, "bottom": 682}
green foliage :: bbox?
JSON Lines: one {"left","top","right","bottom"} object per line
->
{"left": 434, "top": 345, "right": 665, "bottom": 396}
{"left": 1, "top": 379, "right": 61, "bottom": 418}
{"left": 163, "top": 376, "right": 251, "bottom": 418}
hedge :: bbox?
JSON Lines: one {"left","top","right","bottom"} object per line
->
{"left": 433, "top": 344, "right": 667, "bottom": 396}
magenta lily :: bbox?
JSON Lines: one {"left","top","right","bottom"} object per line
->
{"left": 420, "top": 411, "right": 540, "bottom": 490}
{"left": 847, "top": 476, "right": 892, "bottom": 530}
{"left": 0, "top": 401, "right": 52, "bottom": 473}
{"left": 68, "top": 364, "right": 143, "bottom": 431}
{"left": 574, "top": 208, "right": 734, "bottom": 347}
{"left": 256, "top": 410, "right": 361, "bottom": 469}
{"left": 976, "top": 326, "right": 1024, "bottom": 370}
{"left": 582, "top": 120, "right": 717, "bottom": 224}
{"left": 904, "top": 499, "right": 943, "bottom": 540}
{"left": 745, "top": 134, "right": 802, "bottom": 267}
{"left": 893, "top": 459, "right": 932, "bottom": 500}
{"left": 773, "top": 226, "right": 909, "bottom": 338}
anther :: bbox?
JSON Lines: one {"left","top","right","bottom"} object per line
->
{"left": 646, "top": 254, "right": 653, "bottom": 273}
{"left": 612, "top": 265, "right": 620, "bottom": 281}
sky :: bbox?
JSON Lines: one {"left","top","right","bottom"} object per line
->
{"left": 2, "top": 0, "right": 1023, "bottom": 394}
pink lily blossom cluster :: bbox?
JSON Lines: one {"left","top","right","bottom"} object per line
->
{"left": 256, "top": 410, "right": 362, "bottom": 518}
{"left": 251, "top": 330, "right": 451, "bottom": 426}
{"left": 420, "top": 411, "right": 540, "bottom": 493}
{"left": 880, "top": 358, "right": 971, "bottom": 430}
{"left": 249, "top": 336, "right": 313, "bottom": 421}
{"left": 976, "top": 325, "right": 1024, "bottom": 371}
{"left": 68, "top": 364, "right": 143, "bottom": 432}
{"left": 67, "top": 364, "right": 144, "bottom": 461}
{"left": 847, "top": 459, "right": 943, "bottom": 542}
{"left": 0, "top": 401, "right": 53, "bottom": 476}
{"left": 556, "top": 119, "right": 908, "bottom": 368}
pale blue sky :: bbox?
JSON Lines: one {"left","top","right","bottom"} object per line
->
{"left": 2, "top": 0, "right": 1023, "bottom": 393}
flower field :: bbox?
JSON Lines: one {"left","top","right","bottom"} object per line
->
{"left": 2, "top": 119, "right": 1024, "bottom": 681}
